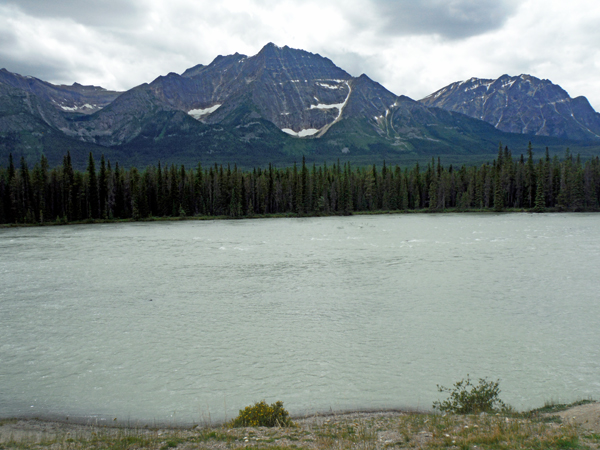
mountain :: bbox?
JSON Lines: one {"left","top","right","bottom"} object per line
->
{"left": 0, "top": 68, "right": 121, "bottom": 114}
{"left": 420, "top": 74, "right": 600, "bottom": 141}
{"left": 63, "top": 43, "right": 354, "bottom": 146}
{"left": 59, "top": 43, "right": 514, "bottom": 156}
{"left": 2, "top": 46, "right": 599, "bottom": 169}
{"left": 0, "top": 81, "right": 126, "bottom": 168}
{"left": 318, "top": 74, "right": 511, "bottom": 156}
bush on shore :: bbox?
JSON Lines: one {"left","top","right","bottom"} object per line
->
{"left": 433, "top": 375, "right": 509, "bottom": 414}
{"left": 229, "top": 400, "right": 294, "bottom": 428}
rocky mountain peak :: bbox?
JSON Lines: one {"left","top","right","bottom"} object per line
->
{"left": 4, "top": 44, "right": 600, "bottom": 170}
{"left": 421, "top": 73, "right": 600, "bottom": 141}
{"left": 245, "top": 43, "right": 350, "bottom": 83}
{"left": 181, "top": 64, "right": 205, "bottom": 78}
{"left": 0, "top": 68, "right": 121, "bottom": 115}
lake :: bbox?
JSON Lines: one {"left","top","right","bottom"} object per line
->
{"left": 1, "top": 213, "right": 599, "bottom": 425}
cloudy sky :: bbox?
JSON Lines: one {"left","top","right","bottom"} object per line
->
{"left": 1, "top": 0, "right": 600, "bottom": 109}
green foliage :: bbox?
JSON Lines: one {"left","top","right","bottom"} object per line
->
{"left": 433, "top": 375, "right": 508, "bottom": 414}
{"left": 2, "top": 147, "right": 600, "bottom": 226}
{"left": 229, "top": 400, "right": 293, "bottom": 428}
{"left": 160, "top": 438, "right": 184, "bottom": 449}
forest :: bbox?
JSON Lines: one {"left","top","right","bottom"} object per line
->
{"left": 1, "top": 143, "right": 599, "bottom": 225}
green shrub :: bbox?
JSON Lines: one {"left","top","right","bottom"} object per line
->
{"left": 433, "top": 375, "right": 508, "bottom": 414}
{"left": 229, "top": 400, "right": 293, "bottom": 427}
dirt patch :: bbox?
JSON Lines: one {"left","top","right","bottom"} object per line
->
{"left": 554, "top": 402, "right": 600, "bottom": 433}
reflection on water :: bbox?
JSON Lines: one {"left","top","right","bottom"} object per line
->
{"left": 1, "top": 213, "right": 599, "bottom": 424}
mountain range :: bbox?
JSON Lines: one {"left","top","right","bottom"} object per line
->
{"left": 1, "top": 43, "right": 599, "bottom": 169}
{"left": 420, "top": 74, "right": 600, "bottom": 141}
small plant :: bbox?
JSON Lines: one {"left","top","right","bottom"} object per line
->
{"left": 229, "top": 400, "right": 293, "bottom": 427}
{"left": 433, "top": 375, "right": 508, "bottom": 414}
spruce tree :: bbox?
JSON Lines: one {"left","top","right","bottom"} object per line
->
{"left": 86, "top": 152, "right": 99, "bottom": 219}
{"left": 525, "top": 142, "right": 535, "bottom": 208}
{"left": 493, "top": 161, "right": 505, "bottom": 212}
{"left": 534, "top": 162, "right": 546, "bottom": 212}
{"left": 301, "top": 156, "right": 309, "bottom": 212}
{"left": 98, "top": 155, "right": 107, "bottom": 218}
{"left": 3, "top": 154, "right": 15, "bottom": 223}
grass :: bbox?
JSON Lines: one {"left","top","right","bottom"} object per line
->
{"left": 0, "top": 401, "right": 597, "bottom": 449}
{"left": 526, "top": 399, "right": 595, "bottom": 416}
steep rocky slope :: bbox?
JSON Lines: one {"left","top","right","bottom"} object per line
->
{"left": 0, "top": 68, "right": 121, "bottom": 114}
{"left": 66, "top": 43, "right": 509, "bottom": 153}
{"left": 420, "top": 74, "right": 600, "bottom": 141}
{"left": 69, "top": 43, "right": 353, "bottom": 145}
{"left": 2, "top": 45, "right": 599, "bottom": 168}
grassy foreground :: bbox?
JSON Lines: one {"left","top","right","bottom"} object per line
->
{"left": 1, "top": 402, "right": 599, "bottom": 450}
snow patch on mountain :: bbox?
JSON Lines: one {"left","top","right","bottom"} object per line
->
{"left": 282, "top": 128, "right": 319, "bottom": 137}
{"left": 188, "top": 104, "right": 221, "bottom": 120}
{"left": 58, "top": 103, "right": 98, "bottom": 111}
{"left": 283, "top": 81, "right": 351, "bottom": 138}
{"left": 317, "top": 82, "right": 341, "bottom": 89}
{"left": 310, "top": 101, "right": 345, "bottom": 110}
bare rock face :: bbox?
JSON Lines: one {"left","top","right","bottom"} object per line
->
{"left": 420, "top": 74, "right": 600, "bottom": 141}
{"left": 149, "top": 43, "right": 353, "bottom": 135}
{"left": 327, "top": 75, "right": 505, "bottom": 155}
{"left": 0, "top": 69, "right": 121, "bottom": 115}
{"left": 54, "top": 43, "right": 356, "bottom": 145}
{"left": 4, "top": 43, "right": 600, "bottom": 168}
{"left": 0, "top": 43, "right": 511, "bottom": 159}
{"left": 0, "top": 83, "right": 65, "bottom": 132}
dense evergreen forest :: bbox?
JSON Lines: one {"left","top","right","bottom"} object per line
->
{"left": 1, "top": 143, "right": 599, "bottom": 225}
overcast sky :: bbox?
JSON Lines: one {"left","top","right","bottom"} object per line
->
{"left": 1, "top": 0, "right": 600, "bottom": 110}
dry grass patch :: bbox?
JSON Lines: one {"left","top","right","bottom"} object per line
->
{"left": 1, "top": 405, "right": 598, "bottom": 449}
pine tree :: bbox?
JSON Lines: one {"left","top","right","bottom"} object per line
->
{"left": 493, "top": 161, "right": 505, "bottom": 212}
{"left": 534, "top": 161, "right": 546, "bottom": 212}
{"left": 98, "top": 155, "right": 108, "bottom": 218}
{"left": 33, "top": 154, "right": 49, "bottom": 223}
{"left": 525, "top": 142, "right": 535, "bottom": 208}
{"left": 301, "top": 156, "right": 309, "bottom": 213}
{"left": 194, "top": 162, "right": 204, "bottom": 215}
{"left": 1, "top": 154, "right": 15, "bottom": 222}
{"left": 62, "top": 152, "right": 75, "bottom": 221}
{"left": 156, "top": 162, "right": 164, "bottom": 216}
{"left": 19, "top": 157, "right": 34, "bottom": 222}
{"left": 86, "top": 152, "right": 99, "bottom": 219}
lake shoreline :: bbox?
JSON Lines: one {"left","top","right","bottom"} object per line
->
{"left": 2, "top": 206, "right": 598, "bottom": 229}
{"left": 1, "top": 402, "right": 599, "bottom": 449}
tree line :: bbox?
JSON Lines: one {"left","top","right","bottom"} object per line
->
{"left": 1, "top": 143, "right": 599, "bottom": 224}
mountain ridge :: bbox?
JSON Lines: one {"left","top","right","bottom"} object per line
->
{"left": 420, "top": 74, "right": 600, "bottom": 141}
{"left": 1, "top": 44, "right": 600, "bottom": 169}
{"left": 0, "top": 68, "right": 121, "bottom": 114}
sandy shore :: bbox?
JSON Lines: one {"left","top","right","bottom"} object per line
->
{"left": 554, "top": 402, "right": 600, "bottom": 433}
{"left": 1, "top": 403, "right": 599, "bottom": 449}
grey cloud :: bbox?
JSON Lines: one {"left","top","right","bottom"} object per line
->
{"left": 0, "top": 28, "right": 18, "bottom": 49}
{"left": 0, "top": 51, "right": 75, "bottom": 84}
{"left": 369, "top": 0, "right": 519, "bottom": 39}
{"left": 324, "top": 50, "right": 384, "bottom": 80}
{"left": 1, "top": 0, "right": 146, "bottom": 27}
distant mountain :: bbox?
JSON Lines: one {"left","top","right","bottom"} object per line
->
{"left": 1, "top": 46, "right": 599, "bottom": 169}
{"left": 420, "top": 74, "right": 600, "bottom": 141}
{"left": 64, "top": 43, "right": 354, "bottom": 146}
{"left": 0, "top": 82, "right": 68, "bottom": 133}
{"left": 319, "top": 74, "right": 510, "bottom": 156}
{"left": 0, "top": 81, "right": 125, "bottom": 168}
{"left": 0, "top": 68, "right": 121, "bottom": 114}
{"left": 62, "top": 43, "right": 511, "bottom": 153}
